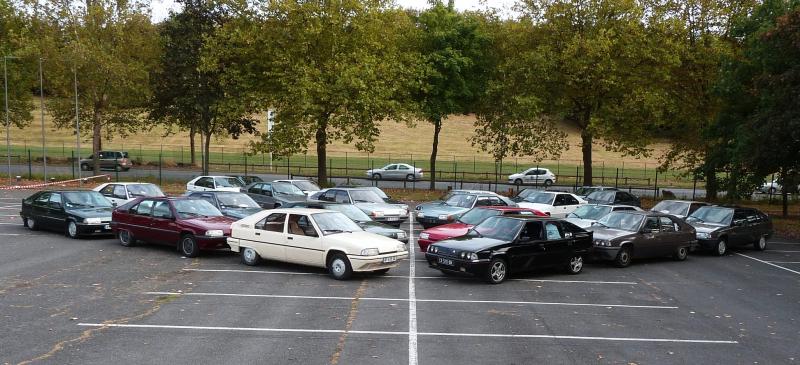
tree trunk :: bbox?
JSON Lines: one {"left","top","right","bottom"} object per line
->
{"left": 703, "top": 160, "right": 718, "bottom": 201}
{"left": 429, "top": 118, "right": 442, "bottom": 190}
{"left": 92, "top": 108, "right": 102, "bottom": 176}
{"left": 203, "top": 131, "right": 211, "bottom": 175}
{"left": 316, "top": 118, "right": 328, "bottom": 186}
{"left": 580, "top": 128, "right": 593, "bottom": 186}
{"left": 189, "top": 127, "right": 196, "bottom": 166}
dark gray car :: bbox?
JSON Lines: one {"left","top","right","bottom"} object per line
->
{"left": 79, "top": 151, "right": 133, "bottom": 172}
{"left": 587, "top": 211, "right": 696, "bottom": 267}
{"left": 686, "top": 206, "right": 773, "bottom": 256}
{"left": 187, "top": 191, "right": 263, "bottom": 220}
{"left": 242, "top": 181, "right": 308, "bottom": 209}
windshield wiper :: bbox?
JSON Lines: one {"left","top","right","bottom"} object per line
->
{"left": 323, "top": 229, "right": 349, "bottom": 234}
{"left": 594, "top": 221, "right": 609, "bottom": 228}
{"left": 353, "top": 199, "right": 373, "bottom": 203}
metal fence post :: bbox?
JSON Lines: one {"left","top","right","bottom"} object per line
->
{"left": 27, "top": 149, "right": 31, "bottom": 179}
{"left": 615, "top": 168, "right": 619, "bottom": 188}
{"left": 158, "top": 153, "right": 162, "bottom": 186}
{"left": 654, "top": 170, "right": 659, "bottom": 200}
{"left": 71, "top": 151, "right": 75, "bottom": 179}
{"left": 692, "top": 173, "right": 697, "bottom": 201}
{"left": 345, "top": 152, "right": 349, "bottom": 184}
{"left": 115, "top": 157, "right": 119, "bottom": 182}
{"left": 286, "top": 155, "right": 290, "bottom": 178}
{"left": 244, "top": 155, "right": 248, "bottom": 177}
{"left": 574, "top": 166, "right": 579, "bottom": 191}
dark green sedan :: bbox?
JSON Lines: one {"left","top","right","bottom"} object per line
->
{"left": 20, "top": 190, "right": 114, "bottom": 239}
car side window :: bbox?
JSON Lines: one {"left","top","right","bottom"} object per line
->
{"left": 659, "top": 217, "right": 676, "bottom": 232}
{"left": 34, "top": 193, "right": 51, "bottom": 206}
{"left": 335, "top": 191, "right": 351, "bottom": 204}
{"left": 398, "top": 165, "right": 410, "bottom": 170}
{"left": 545, "top": 222, "right": 563, "bottom": 240}
{"left": 553, "top": 194, "right": 566, "bottom": 206}
{"left": 615, "top": 206, "right": 635, "bottom": 211}
{"left": 113, "top": 185, "right": 127, "bottom": 199}
{"left": 196, "top": 177, "right": 212, "bottom": 188}
{"left": 49, "top": 193, "right": 63, "bottom": 209}
{"left": 197, "top": 194, "right": 217, "bottom": 207}
{"left": 475, "top": 197, "right": 492, "bottom": 207}
{"left": 732, "top": 210, "right": 748, "bottom": 225}
{"left": 152, "top": 201, "right": 173, "bottom": 219}
{"left": 260, "top": 213, "right": 286, "bottom": 232}
{"left": 564, "top": 195, "right": 579, "bottom": 205}
{"left": 262, "top": 183, "right": 272, "bottom": 195}
{"left": 320, "top": 190, "right": 337, "bottom": 202}
{"left": 288, "top": 214, "right": 318, "bottom": 237}
{"left": 385, "top": 165, "right": 397, "bottom": 171}
{"left": 100, "top": 184, "right": 115, "bottom": 195}
{"left": 644, "top": 217, "right": 659, "bottom": 231}
{"left": 135, "top": 200, "right": 154, "bottom": 216}
{"left": 519, "top": 221, "right": 542, "bottom": 241}
{"left": 745, "top": 210, "right": 760, "bottom": 223}
{"left": 248, "top": 183, "right": 262, "bottom": 195}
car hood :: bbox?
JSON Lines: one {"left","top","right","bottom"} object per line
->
{"left": 517, "top": 202, "right": 553, "bottom": 212}
{"left": 433, "top": 236, "right": 506, "bottom": 252}
{"left": 423, "top": 223, "right": 472, "bottom": 240}
{"left": 181, "top": 216, "right": 236, "bottom": 233}
{"left": 416, "top": 201, "right": 445, "bottom": 210}
{"left": 221, "top": 207, "right": 263, "bottom": 220}
{"left": 274, "top": 194, "right": 308, "bottom": 203}
{"left": 565, "top": 217, "right": 595, "bottom": 228}
{"left": 417, "top": 205, "right": 469, "bottom": 217}
{"left": 586, "top": 227, "right": 638, "bottom": 241}
{"left": 326, "top": 231, "right": 404, "bottom": 253}
{"left": 690, "top": 222, "right": 726, "bottom": 234}
{"left": 359, "top": 220, "right": 403, "bottom": 235}
{"left": 67, "top": 207, "right": 114, "bottom": 219}
{"left": 355, "top": 203, "right": 406, "bottom": 215}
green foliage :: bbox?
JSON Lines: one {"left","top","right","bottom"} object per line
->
{"left": 0, "top": 0, "right": 35, "bottom": 129}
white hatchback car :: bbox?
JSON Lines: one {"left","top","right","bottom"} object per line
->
{"left": 508, "top": 168, "right": 556, "bottom": 186}
{"left": 227, "top": 208, "right": 408, "bottom": 280}
{"left": 517, "top": 191, "right": 587, "bottom": 217}
{"left": 186, "top": 176, "right": 244, "bottom": 192}
{"left": 93, "top": 182, "right": 165, "bottom": 206}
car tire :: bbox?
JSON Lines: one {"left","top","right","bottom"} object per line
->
{"left": 80, "top": 163, "right": 90, "bottom": 171}
{"left": 714, "top": 239, "right": 727, "bottom": 256}
{"left": 544, "top": 179, "right": 553, "bottom": 187}
{"left": 673, "top": 246, "right": 688, "bottom": 261}
{"left": 566, "top": 255, "right": 584, "bottom": 275}
{"left": 373, "top": 268, "right": 390, "bottom": 275}
{"left": 25, "top": 217, "right": 37, "bottom": 231}
{"left": 614, "top": 246, "right": 632, "bottom": 268}
{"left": 372, "top": 173, "right": 382, "bottom": 180}
{"left": 114, "top": 164, "right": 122, "bottom": 172}
{"left": 406, "top": 174, "right": 415, "bottom": 181}
{"left": 328, "top": 253, "right": 353, "bottom": 280}
{"left": 241, "top": 247, "right": 261, "bottom": 266}
{"left": 179, "top": 235, "right": 200, "bottom": 258}
{"left": 66, "top": 220, "right": 79, "bottom": 239}
{"left": 514, "top": 178, "right": 523, "bottom": 185}
{"left": 484, "top": 257, "right": 508, "bottom": 284}
{"left": 118, "top": 229, "right": 136, "bottom": 247}
{"left": 753, "top": 236, "right": 767, "bottom": 251}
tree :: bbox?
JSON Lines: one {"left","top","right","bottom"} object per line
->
{"left": 205, "top": 0, "right": 418, "bottom": 184}
{"left": 42, "top": 0, "right": 160, "bottom": 175}
{"left": 0, "top": 0, "right": 35, "bottom": 131}
{"left": 415, "top": 1, "right": 489, "bottom": 189}
{"left": 150, "top": 0, "right": 259, "bottom": 174}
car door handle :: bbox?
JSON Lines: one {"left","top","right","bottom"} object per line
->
{"left": 287, "top": 236, "right": 293, "bottom": 240}
{"left": 255, "top": 232, "right": 260, "bottom": 236}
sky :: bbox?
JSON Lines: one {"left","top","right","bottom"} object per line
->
{"left": 150, "top": 0, "right": 519, "bottom": 22}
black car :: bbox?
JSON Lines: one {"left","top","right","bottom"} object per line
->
{"left": 287, "top": 201, "right": 409, "bottom": 243}
{"left": 425, "top": 216, "right": 593, "bottom": 284}
{"left": 687, "top": 206, "right": 773, "bottom": 256}
{"left": 512, "top": 188, "right": 543, "bottom": 203}
{"left": 20, "top": 190, "right": 114, "bottom": 238}
{"left": 242, "top": 181, "right": 308, "bottom": 209}
{"left": 187, "top": 191, "right": 263, "bottom": 219}
{"left": 587, "top": 211, "right": 696, "bottom": 267}
{"left": 586, "top": 190, "right": 641, "bottom": 207}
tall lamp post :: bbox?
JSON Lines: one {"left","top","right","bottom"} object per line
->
{"left": 39, "top": 58, "right": 47, "bottom": 181}
{"left": 74, "top": 66, "right": 80, "bottom": 186}
{"left": 3, "top": 55, "right": 19, "bottom": 184}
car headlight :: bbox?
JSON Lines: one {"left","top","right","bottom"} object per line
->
{"left": 417, "top": 211, "right": 425, "bottom": 218}
{"left": 205, "top": 230, "right": 224, "bottom": 237}
{"left": 360, "top": 248, "right": 380, "bottom": 256}
{"left": 696, "top": 232, "right": 710, "bottom": 239}
{"left": 372, "top": 211, "right": 384, "bottom": 218}
{"left": 401, "top": 209, "right": 408, "bottom": 216}
{"left": 469, "top": 253, "right": 478, "bottom": 261}
{"left": 432, "top": 246, "right": 439, "bottom": 253}
{"left": 438, "top": 214, "right": 450, "bottom": 220}
{"left": 459, "top": 251, "right": 479, "bottom": 260}
{"left": 419, "top": 232, "right": 430, "bottom": 240}
{"left": 396, "top": 243, "right": 406, "bottom": 252}
{"left": 84, "top": 217, "right": 103, "bottom": 224}
{"left": 396, "top": 232, "right": 406, "bottom": 239}
{"left": 593, "top": 239, "right": 611, "bottom": 247}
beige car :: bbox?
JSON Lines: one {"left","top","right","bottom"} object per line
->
{"left": 227, "top": 208, "right": 408, "bottom": 280}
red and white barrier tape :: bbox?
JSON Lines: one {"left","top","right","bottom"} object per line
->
{"left": 0, "top": 175, "right": 110, "bottom": 190}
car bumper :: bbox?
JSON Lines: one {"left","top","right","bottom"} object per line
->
{"left": 196, "top": 235, "right": 231, "bottom": 250}
{"left": 374, "top": 216, "right": 405, "bottom": 227}
{"left": 592, "top": 246, "right": 620, "bottom": 261}
{"left": 696, "top": 238, "right": 717, "bottom": 250}
{"left": 425, "top": 253, "right": 490, "bottom": 276}
{"left": 416, "top": 216, "right": 451, "bottom": 228}
{"left": 348, "top": 251, "right": 409, "bottom": 272}
{"left": 77, "top": 223, "right": 114, "bottom": 236}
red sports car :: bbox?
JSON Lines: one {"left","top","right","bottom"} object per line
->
{"left": 417, "top": 206, "right": 546, "bottom": 251}
{"left": 111, "top": 197, "right": 235, "bottom": 257}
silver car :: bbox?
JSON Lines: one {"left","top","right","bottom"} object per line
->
{"left": 365, "top": 163, "right": 423, "bottom": 181}
{"left": 314, "top": 188, "right": 408, "bottom": 227}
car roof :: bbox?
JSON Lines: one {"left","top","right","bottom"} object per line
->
{"left": 99, "top": 182, "right": 154, "bottom": 186}
{"left": 479, "top": 206, "right": 535, "bottom": 211}
{"left": 272, "top": 207, "right": 332, "bottom": 214}
{"left": 657, "top": 199, "right": 707, "bottom": 204}
{"left": 499, "top": 215, "right": 562, "bottom": 222}
{"left": 38, "top": 189, "right": 95, "bottom": 193}
{"left": 194, "top": 175, "right": 236, "bottom": 179}
{"left": 276, "top": 179, "right": 314, "bottom": 182}
{"left": 188, "top": 190, "right": 244, "bottom": 195}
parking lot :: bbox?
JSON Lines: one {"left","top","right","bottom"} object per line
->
{"left": 1, "top": 189, "right": 799, "bottom": 364}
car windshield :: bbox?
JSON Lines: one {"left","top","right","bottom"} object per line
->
{"left": 126, "top": 183, "right": 164, "bottom": 198}
{"left": 273, "top": 182, "right": 305, "bottom": 195}
{"left": 173, "top": 199, "right": 223, "bottom": 219}
{"left": 687, "top": 207, "right": 734, "bottom": 226}
{"left": 367, "top": 187, "right": 389, "bottom": 199}
{"left": 458, "top": 208, "right": 500, "bottom": 225}
{"left": 569, "top": 205, "right": 612, "bottom": 220}
{"left": 523, "top": 192, "right": 554, "bottom": 205}
{"left": 214, "top": 177, "right": 244, "bottom": 188}
{"left": 312, "top": 212, "right": 363, "bottom": 235}
{"left": 444, "top": 194, "right": 477, "bottom": 208}
{"left": 293, "top": 180, "right": 320, "bottom": 191}
{"left": 325, "top": 204, "right": 371, "bottom": 222}
{"left": 575, "top": 187, "right": 597, "bottom": 196}
{"left": 517, "top": 189, "right": 541, "bottom": 199}
{"left": 596, "top": 212, "right": 644, "bottom": 231}
{"left": 349, "top": 190, "right": 385, "bottom": 203}
{"left": 652, "top": 201, "right": 690, "bottom": 216}
{"left": 216, "top": 193, "right": 260, "bottom": 209}
{"left": 63, "top": 192, "right": 113, "bottom": 208}
{"left": 473, "top": 216, "right": 523, "bottom": 241}
{"left": 587, "top": 191, "right": 615, "bottom": 202}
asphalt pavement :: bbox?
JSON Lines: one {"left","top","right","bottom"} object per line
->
{"left": 1, "top": 189, "right": 799, "bottom": 364}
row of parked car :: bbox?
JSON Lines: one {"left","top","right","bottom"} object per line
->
{"left": 17, "top": 176, "right": 774, "bottom": 283}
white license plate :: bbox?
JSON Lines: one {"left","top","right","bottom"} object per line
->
{"left": 386, "top": 217, "right": 399, "bottom": 221}
{"left": 382, "top": 256, "right": 398, "bottom": 263}
{"left": 104, "top": 224, "right": 111, "bottom": 230}
{"left": 437, "top": 257, "right": 454, "bottom": 266}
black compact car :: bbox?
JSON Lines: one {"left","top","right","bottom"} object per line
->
{"left": 686, "top": 206, "right": 773, "bottom": 256}
{"left": 20, "top": 190, "right": 114, "bottom": 238}
{"left": 586, "top": 190, "right": 641, "bottom": 207}
{"left": 425, "top": 216, "right": 593, "bottom": 284}
{"left": 242, "top": 181, "right": 308, "bottom": 209}
{"left": 587, "top": 211, "right": 697, "bottom": 267}
{"left": 187, "top": 191, "right": 263, "bottom": 219}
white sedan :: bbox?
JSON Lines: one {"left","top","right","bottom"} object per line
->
{"left": 93, "top": 182, "right": 165, "bottom": 206}
{"left": 508, "top": 168, "right": 556, "bottom": 186}
{"left": 186, "top": 175, "right": 244, "bottom": 192}
{"left": 517, "top": 191, "right": 587, "bottom": 217}
{"left": 227, "top": 208, "right": 408, "bottom": 280}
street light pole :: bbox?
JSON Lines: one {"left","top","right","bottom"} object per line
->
{"left": 74, "top": 66, "right": 80, "bottom": 186}
{"left": 3, "top": 56, "right": 10, "bottom": 184}
{"left": 39, "top": 58, "right": 47, "bottom": 181}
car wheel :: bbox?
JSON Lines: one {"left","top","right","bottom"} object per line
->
{"left": 544, "top": 179, "right": 553, "bottom": 187}
{"left": 372, "top": 173, "right": 382, "bottom": 180}
{"left": 484, "top": 257, "right": 508, "bottom": 284}
{"left": 273, "top": 203, "right": 281, "bottom": 209}
{"left": 753, "top": 236, "right": 767, "bottom": 251}
{"left": 714, "top": 239, "right": 727, "bottom": 256}
{"left": 328, "top": 253, "right": 353, "bottom": 280}
{"left": 373, "top": 268, "right": 390, "bottom": 275}
{"left": 66, "top": 220, "right": 79, "bottom": 239}
{"left": 566, "top": 255, "right": 584, "bottom": 274}
{"left": 241, "top": 247, "right": 261, "bottom": 266}
{"left": 25, "top": 217, "right": 37, "bottom": 231}
{"left": 118, "top": 229, "right": 136, "bottom": 247}
{"left": 514, "top": 178, "right": 523, "bottom": 185}
{"left": 114, "top": 164, "right": 122, "bottom": 172}
{"left": 406, "top": 174, "right": 415, "bottom": 181}
{"left": 673, "top": 246, "right": 688, "bottom": 261}
{"left": 614, "top": 246, "right": 632, "bottom": 268}
{"left": 179, "top": 235, "right": 200, "bottom": 258}
{"left": 80, "top": 163, "right": 90, "bottom": 171}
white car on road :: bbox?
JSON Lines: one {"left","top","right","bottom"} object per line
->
{"left": 227, "top": 208, "right": 408, "bottom": 280}
{"left": 366, "top": 163, "right": 423, "bottom": 181}
{"left": 186, "top": 176, "right": 244, "bottom": 192}
{"left": 759, "top": 180, "right": 799, "bottom": 194}
{"left": 517, "top": 191, "right": 586, "bottom": 217}
{"left": 565, "top": 204, "right": 642, "bottom": 228}
{"left": 93, "top": 182, "right": 165, "bottom": 206}
{"left": 508, "top": 168, "right": 556, "bottom": 186}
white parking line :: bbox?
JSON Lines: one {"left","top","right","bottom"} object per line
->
{"left": 765, "top": 250, "right": 800, "bottom": 253}
{"left": 76, "top": 323, "right": 737, "bottom": 344}
{"left": 770, "top": 241, "right": 800, "bottom": 245}
{"left": 767, "top": 261, "right": 800, "bottom": 264}
{"left": 143, "top": 292, "right": 675, "bottom": 309}
{"left": 0, "top": 206, "right": 20, "bottom": 209}
{"left": 735, "top": 253, "right": 800, "bottom": 276}
{"left": 408, "top": 213, "right": 418, "bottom": 365}
{"left": 184, "top": 268, "right": 326, "bottom": 276}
